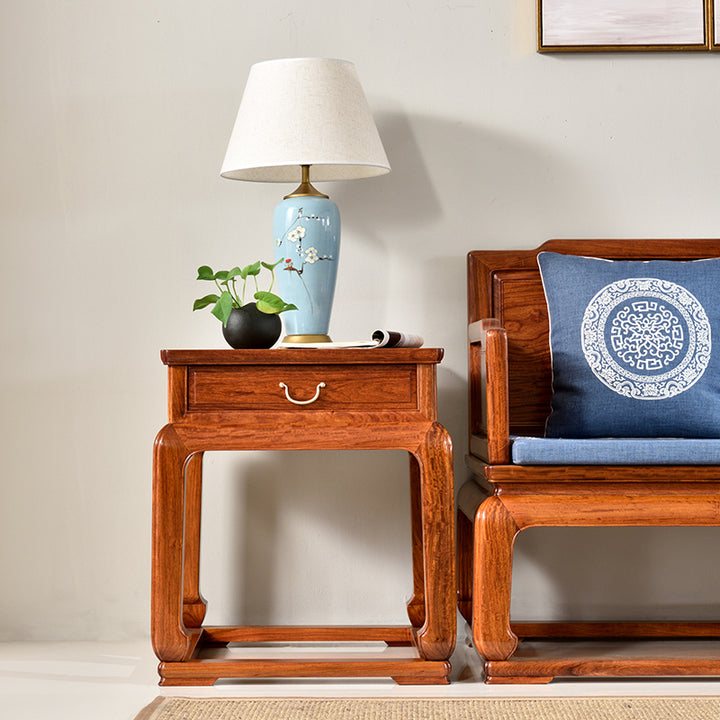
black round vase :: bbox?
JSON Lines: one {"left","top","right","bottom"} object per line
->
{"left": 222, "top": 303, "right": 282, "bottom": 349}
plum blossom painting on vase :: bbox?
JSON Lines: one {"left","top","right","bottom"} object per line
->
{"left": 538, "top": 0, "right": 710, "bottom": 51}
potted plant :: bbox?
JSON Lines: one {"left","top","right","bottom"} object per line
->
{"left": 193, "top": 260, "right": 296, "bottom": 348}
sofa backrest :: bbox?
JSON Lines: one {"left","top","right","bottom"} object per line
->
{"left": 467, "top": 239, "right": 720, "bottom": 438}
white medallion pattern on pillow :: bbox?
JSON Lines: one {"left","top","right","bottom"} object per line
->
{"left": 581, "top": 278, "right": 711, "bottom": 400}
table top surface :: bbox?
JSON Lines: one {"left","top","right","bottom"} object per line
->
{"left": 161, "top": 348, "right": 444, "bottom": 366}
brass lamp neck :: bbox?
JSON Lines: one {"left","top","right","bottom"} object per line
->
{"left": 284, "top": 165, "right": 329, "bottom": 199}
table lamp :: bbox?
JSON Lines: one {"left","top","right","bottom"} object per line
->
{"left": 221, "top": 58, "right": 390, "bottom": 343}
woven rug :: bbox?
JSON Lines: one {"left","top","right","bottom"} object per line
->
{"left": 135, "top": 696, "right": 720, "bottom": 720}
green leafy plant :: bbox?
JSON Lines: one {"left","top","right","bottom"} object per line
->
{"left": 193, "top": 260, "right": 297, "bottom": 327}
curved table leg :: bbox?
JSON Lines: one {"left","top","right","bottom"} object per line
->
{"left": 183, "top": 451, "right": 207, "bottom": 628}
{"left": 406, "top": 454, "right": 426, "bottom": 628}
{"left": 152, "top": 424, "right": 201, "bottom": 662}
{"left": 456, "top": 507, "right": 474, "bottom": 625}
{"left": 473, "top": 495, "right": 519, "bottom": 661}
{"left": 411, "top": 423, "right": 456, "bottom": 662}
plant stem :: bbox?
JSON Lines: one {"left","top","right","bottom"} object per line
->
{"left": 230, "top": 278, "right": 241, "bottom": 306}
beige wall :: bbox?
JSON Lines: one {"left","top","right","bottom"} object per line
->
{"left": 2, "top": 0, "right": 719, "bottom": 641}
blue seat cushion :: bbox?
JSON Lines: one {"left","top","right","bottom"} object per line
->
{"left": 538, "top": 252, "right": 720, "bottom": 438}
{"left": 511, "top": 436, "right": 720, "bottom": 465}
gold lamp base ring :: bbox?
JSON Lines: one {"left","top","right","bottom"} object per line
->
{"left": 282, "top": 334, "right": 332, "bottom": 344}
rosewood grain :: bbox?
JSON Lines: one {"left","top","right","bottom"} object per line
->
{"left": 186, "top": 364, "right": 417, "bottom": 411}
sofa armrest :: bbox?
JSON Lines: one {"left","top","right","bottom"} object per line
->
{"left": 468, "top": 318, "right": 511, "bottom": 464}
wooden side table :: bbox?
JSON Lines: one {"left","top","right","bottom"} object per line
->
{"left": 151, "top": 348, "right": 456, "bottom": 686}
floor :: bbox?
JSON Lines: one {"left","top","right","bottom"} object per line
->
{"left": 2, "top": 624, "right": 720, "bottom": 720}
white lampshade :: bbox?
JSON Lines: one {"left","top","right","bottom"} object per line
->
{"left": 221, "top": 58, "right": 390, "bottom": 183}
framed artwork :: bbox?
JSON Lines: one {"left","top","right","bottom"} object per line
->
{"left": 714, "top": 1, "right": 720, "bottom": 47}
{"left": 538, "top": 0, "right": 712, "bottom": 52}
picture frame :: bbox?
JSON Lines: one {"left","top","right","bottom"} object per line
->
{"left": 538, "top": 0, "right": 711, "bottom": 52}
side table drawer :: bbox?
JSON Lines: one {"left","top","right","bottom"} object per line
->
{"left": 187, "top": 364, "right": 418, "bottom": 411}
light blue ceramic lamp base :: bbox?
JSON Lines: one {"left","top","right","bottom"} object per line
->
{"left": 273, "top": 194, "right": 340, "bottom": 342}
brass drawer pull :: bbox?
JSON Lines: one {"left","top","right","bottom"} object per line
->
{"left": 279, "top": 381, "right": 326, "bottom": 405}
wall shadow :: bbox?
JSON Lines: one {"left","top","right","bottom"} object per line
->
{"left": 200, "top": 449, "right": 413, "bottom": 626}
{"left": 512, "top": 526, "right": 720, "bottom": 622}
{"left": 331, "top": 110, "right": 608, "bottom": 250}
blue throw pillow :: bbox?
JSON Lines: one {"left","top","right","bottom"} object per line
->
{"left": 538, "top": 252, "right": 720, "bottom": 438}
